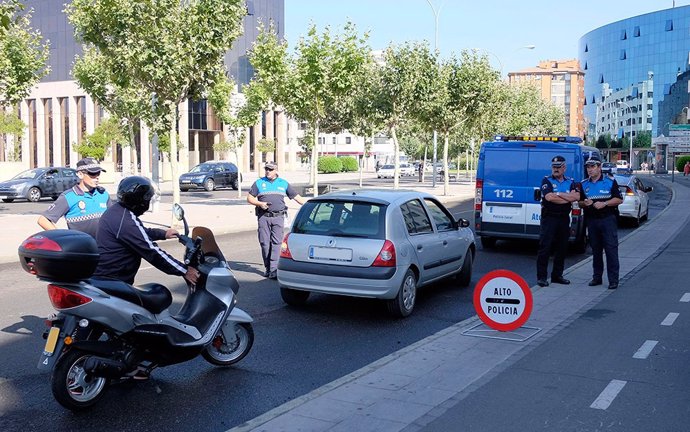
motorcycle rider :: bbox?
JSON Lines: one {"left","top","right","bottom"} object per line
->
{"left": 92, "top": 176, "right": 199, "bottom": 286}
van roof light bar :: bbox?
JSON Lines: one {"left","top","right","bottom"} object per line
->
{"left": 493, "top": 135, "right": 583, "bottom": 144}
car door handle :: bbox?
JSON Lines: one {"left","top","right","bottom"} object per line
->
{"left": 417, "top": 245, "right": 423, "bottom": 251}
{"left": 443, "top": 240, "right": 448, "bottom": 246}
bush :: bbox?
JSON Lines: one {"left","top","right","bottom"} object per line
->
{"left": 676, "top": 155, "right": 690, "bottom": 173}
{"left": 340, "top": 156, "right": 359, "bottom": 172}
{"left": 319, "top": 156, "right": 342, "bottom": 173}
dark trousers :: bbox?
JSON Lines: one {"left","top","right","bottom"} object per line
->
{"left": 587, "top": 215, "right": 619, "bottom": 284}
{"left": 537, "top": 214, "right": 570, "bottom": 280}
{"left": 258, "top": 214, "right": 285, "bottom": 273}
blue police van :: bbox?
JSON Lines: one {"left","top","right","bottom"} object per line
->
{"left": 474, "top": 136, "right": 601, "bottom": 252}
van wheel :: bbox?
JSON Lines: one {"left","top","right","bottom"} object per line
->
{"left": 280, "top": 287, "right": 310, "bottom": 306}
{"left": 387, "top": 269, "right": 416, "bottom": 318}
{"left": 480, "top": 236, "right": 496, "bottom": 249}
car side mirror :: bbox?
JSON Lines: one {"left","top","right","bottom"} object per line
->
{"left": 456, "top": 218, "right": 470, "bottom": 228}
{"left": 645, "top": 186, "right": 653, "bottom": 192}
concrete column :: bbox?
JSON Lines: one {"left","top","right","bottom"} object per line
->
{"left": 35, "top": 99, "right": 46, "bottom": 167}
{"left": 68, "top": 97, "right": 79, "bottom": 165}
{"left": 84, "top": 95, "right": 95, "bottom": 134}
{"left": 51, "top": 97, "right": 63, "bottom": 166}
{"left": 20, "top": 100, "right": 30, "bottom": 168}
{"left": 192, "top": 131, "right": 200, "bottom": 165}
{"left": 140, "top": 121, "right": 151, "bottom": 178}
{"left": 276, "top": 110, "right": 286, "bottom": 168}
{"left": 178, "top": 99, "right": 190, "bottom": 171}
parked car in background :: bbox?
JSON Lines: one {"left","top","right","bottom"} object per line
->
{"left": 602, "top": 162, "right": 616, "bottom": 175}
{"left": 0, "top": 167, "right": 79, "bottom": 203}
{"left": 614, "top": 174, "right": 652, "bottom": 226}
{"left": 179, "top": 161, "right": 240, "bottom": 191}
{"left": 399, "top": 163, "right": 416, "bottom": 176}
{"left": 377, "top": 164, "right": 397, "bottom": 179}
{"left": 277, "top": 189, "right": 476, "bottom": 317}
{"left": 616, "top": 160, "right": 632, "bottom": 174}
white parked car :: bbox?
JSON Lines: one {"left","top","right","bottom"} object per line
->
{"left": 399, "top": 163, "right": 416, "bottom": 176}
{"left": 614, "top": 174, "right": 652, "bottom": 226}
{"left": 377, "top": 164, "right": 397, "bottom": 178}
{"left": 615, "top": 160, "right": 631, "bottom": 174}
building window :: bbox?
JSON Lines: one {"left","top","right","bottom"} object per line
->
{"left": 620, "top": 30, "right": 627, "bottom": 40}
{"left": 332, "top": 136, "right": 336, "bottom": 144}
{"left": 620, "top": 49, "right": 626, "bottom": 60}
{"left": 584, "top": 62, "right": 587, "bottom": 70}
{"left": 584, "top": 44, "right": 588, "bottom": 53}
{"left": 345, "top": 136, "right": 352, "bottom": 144}
{"left": 666, "top": 20, "right": 673, "bottom": 31}
{"left": 634, "top": 26, "right": 640, "bottom": 37}
{"left": 318, "top": 137, "right": 325, "bottom": 145}
{"left": 599, "top": 74, "right": 604, "bottom": 84}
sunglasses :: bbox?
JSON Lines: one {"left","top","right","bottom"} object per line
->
{"left": 265, "top": 168, "right": 275, "bottom": 171}
{"left": 84, "top": 171, "right": 101, "bottom": 178}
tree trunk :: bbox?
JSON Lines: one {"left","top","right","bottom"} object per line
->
{"left": 234, "top": 128, "right": 243, "bottom": 198}
{"left": 170, "top": 127, "right": 180, "bottom": 228}
{"left": 312, "top": 121, "right": 320, "bottom": 197}
{"left": 443, "top": 133, "right": 450, "bottom": 196}
{"left": 391, "top": 125, "right": 400, "bottom": 190}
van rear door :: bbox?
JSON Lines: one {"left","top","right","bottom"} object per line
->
{"left": 481, "top": 147, "right": 530, "bottom": 235}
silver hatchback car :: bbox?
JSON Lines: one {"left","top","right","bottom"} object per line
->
{"left": 277, "top": 189, "right": 476, "bottom": 317}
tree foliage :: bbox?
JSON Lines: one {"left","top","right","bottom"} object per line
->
{"left": 0, "top": 0, "right": 49, "bottom": 107}
{"left": 493, "top": 82, "right": 566, "bottom": 136}
{"left": 249, "top": 22, "right": 371, "bottom": 195}
{"left": 75, "top": 116, "right": 128, "bottom": 161}
{"left": 633, "top": 130, "right": 652, "bottom": 148}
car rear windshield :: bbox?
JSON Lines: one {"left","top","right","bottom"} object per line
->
{"left": 293, "top": 200, "right": 386, "bottom": 239}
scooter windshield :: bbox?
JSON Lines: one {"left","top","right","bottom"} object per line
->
{"left": 191, "top": 226, "right": 225, "bottom": 262}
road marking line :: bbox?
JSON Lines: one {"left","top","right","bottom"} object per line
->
{"left": 680, "top": 293, "right": 690, "bottom": 302}
{"left": 590, "top": 379, "right": 627, "bottom": 410}
{"left": 661, "top": 312, "right": 679, "bottom": 326}
{"left": 633, "top": 340, "right": 658, "bottom": 359}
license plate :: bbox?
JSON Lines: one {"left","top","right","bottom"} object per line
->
{"left": 43, "top": 327, "right": 60, "bottom": 356}
{"left": 181, "top": 180, "right": 191, "bottom": 183}
{"left": 309, "top": 246, "right": 352, "bottom": 262}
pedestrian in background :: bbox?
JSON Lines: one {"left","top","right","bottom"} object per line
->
{"left": 247, "top": 162, "right": 306, "bottom": 279}
{"left": 578, "top": 153, "right": 623, "bottom": 289}
{"left": 684, "top": 161, "right": 690, "bottom": 176}
{"left": 37, "top": 157, "right": 111, "bottom": 239}
{"left": 536, "top": 156, "right": 581, "bottom": 287}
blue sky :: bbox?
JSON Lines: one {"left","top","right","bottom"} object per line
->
{"left": 285, "top": 0, "right": 690, "bottom": 75}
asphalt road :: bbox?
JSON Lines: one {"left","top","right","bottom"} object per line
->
{"left": 0, "top": 176, "right": 670, "bottom": 432}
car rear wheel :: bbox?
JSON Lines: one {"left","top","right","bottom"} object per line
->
{"left": 1, "top": 198, "right": 14, "bottom": 203}
{"left": 632, "top": 209, "right": 641, "bottom": 227}
{"left": 387, "top": 268, "right": 416, "bottom": 318}
{"left": 456, "top": 252, "right": 473, "bottom": 287}
{"left": 204, "top": 178, "right": 215, "bottom": 191}
{"left": 280, "top": 287, "right": 310, "bottom": 306}
{"left": 28, "top": 187, "right": 42, "bottom": 202}
{"left": 231, "top": 176, "right": 239, "bottom": 190}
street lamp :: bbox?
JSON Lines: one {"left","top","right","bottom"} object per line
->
{"left": 426, "top": 0, "right": 443, "bottom": 188}
{"left": 617, "top": 101, "right": 634, "bottom": 170}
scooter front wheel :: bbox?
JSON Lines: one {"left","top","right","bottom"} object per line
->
{"left": 202, "top": 322, "right": 254, "bottom": 366}
{"left": 51, "top": 349, "right": 109, "bottom": 411}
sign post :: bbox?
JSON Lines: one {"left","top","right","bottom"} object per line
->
{"left": 472, "top": 269, "right": 533, "bottom": 332}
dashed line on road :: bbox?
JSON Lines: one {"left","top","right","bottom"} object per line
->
{"left": 661, "top": 312, "right": 679, "bottom": 326}
{"left": 680, "top": 293, "right": 690, "bottom": 302}
{"left": 590, "top": 379, "right": 627, "bottom": 410}
{"left": 633, "top": 340, "right": 658, "bottom": 359}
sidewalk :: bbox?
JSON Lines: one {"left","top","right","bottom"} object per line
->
{"left": 0, "top": 168, "right": 476, "bottom": 264}
{"left": 228, "top": 175, "right": 690, "bottom": 432}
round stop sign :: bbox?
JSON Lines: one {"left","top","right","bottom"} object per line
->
{"left": 473, "top": 269, "right": 533, "bottom": 332}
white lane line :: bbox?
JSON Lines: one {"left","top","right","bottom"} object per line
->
{"left": 680, "top": 293, "right": 690, "bottom": 302}
{"left": 661, "top": 312, "right": 679, "bottom": 326}
{"left": 633, "top": 340, "right": 658, "bottom": 359}
{"left": 590, "top": 379, "right": 627, "bottom": 410}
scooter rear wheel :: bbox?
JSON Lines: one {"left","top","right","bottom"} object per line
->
{"left": 51, "top": 349, "right": 109, "bottom": 411}
{"left": 202, "top": 322, "right": 254, "bottom": 366}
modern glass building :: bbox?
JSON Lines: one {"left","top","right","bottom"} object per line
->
{"left": 580, "top": 5, "right": 690, "bottom": 146}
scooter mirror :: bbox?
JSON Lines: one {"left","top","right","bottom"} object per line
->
{"left": 173, "top": 203, "right": 185, "bottom": 221}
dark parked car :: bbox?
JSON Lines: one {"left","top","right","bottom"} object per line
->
{"left": 179, "top": 161, "right": 241, "bottom": 192}
{"left": 0, "top": 167, "right": 79, "bottom": 203}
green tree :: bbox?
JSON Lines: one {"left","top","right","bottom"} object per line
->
{"left": 495, "top": 83, "right": 566, "bottom": 136}
{"left": 0, "top": 110, "right": 24, "bottom": 160}
{"left": 75, "top": 116, "right": 128, "bottom": 161}
{"left": 596, "top": 134, "right": 610, "bottom": 149}
{"left": 68, "top": 0, "right": 246, "bottom": 209}
{"left": 633, "top": 130, "right": 652, "bottom": 148}
{"left": 249, "top": 22, "right": 371, "bottom": 196}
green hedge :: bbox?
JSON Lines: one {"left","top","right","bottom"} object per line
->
{"left": 318, "top": 156, "right": 342, "bottom": 173}
{"left": 676, "top": 155, "right": 690, "bottom": 172}
{"left": 340, "top": 156, "right": 359, "bottom": 172}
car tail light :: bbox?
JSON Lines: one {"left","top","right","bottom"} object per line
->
{"left": 47, "top": 284, "right": 92, "bottom": 309}
{"left": 280, "top": 233, "right": 293, "bottom": 259}
{"left": 474, "top": 179, "right": 483, "bottom": 211}
{"left": 624, "top": 186, "right": 634, "bottom": 196}
{"left": 571, "top": 208, "right": 582, "bottom": 216}
{"left": 372, "top": 240, "right": 396, "bottom": 267}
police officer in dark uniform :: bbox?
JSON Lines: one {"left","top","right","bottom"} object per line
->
{"left": 578, "top": 154, "right": 623, "bottom": 289}
{"left": 537, "top": 155, "right": 581, "bottom": 287}
{"left": 247, "top": 162, "right": 306, "bottom": 279}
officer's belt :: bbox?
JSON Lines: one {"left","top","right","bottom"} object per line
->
{"left": 262, "top": 210, "right": 286, "bottom": 217}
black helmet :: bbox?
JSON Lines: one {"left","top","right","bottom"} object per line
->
{"left": 117, "top": 176, "right": 155, "bottom": 216}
